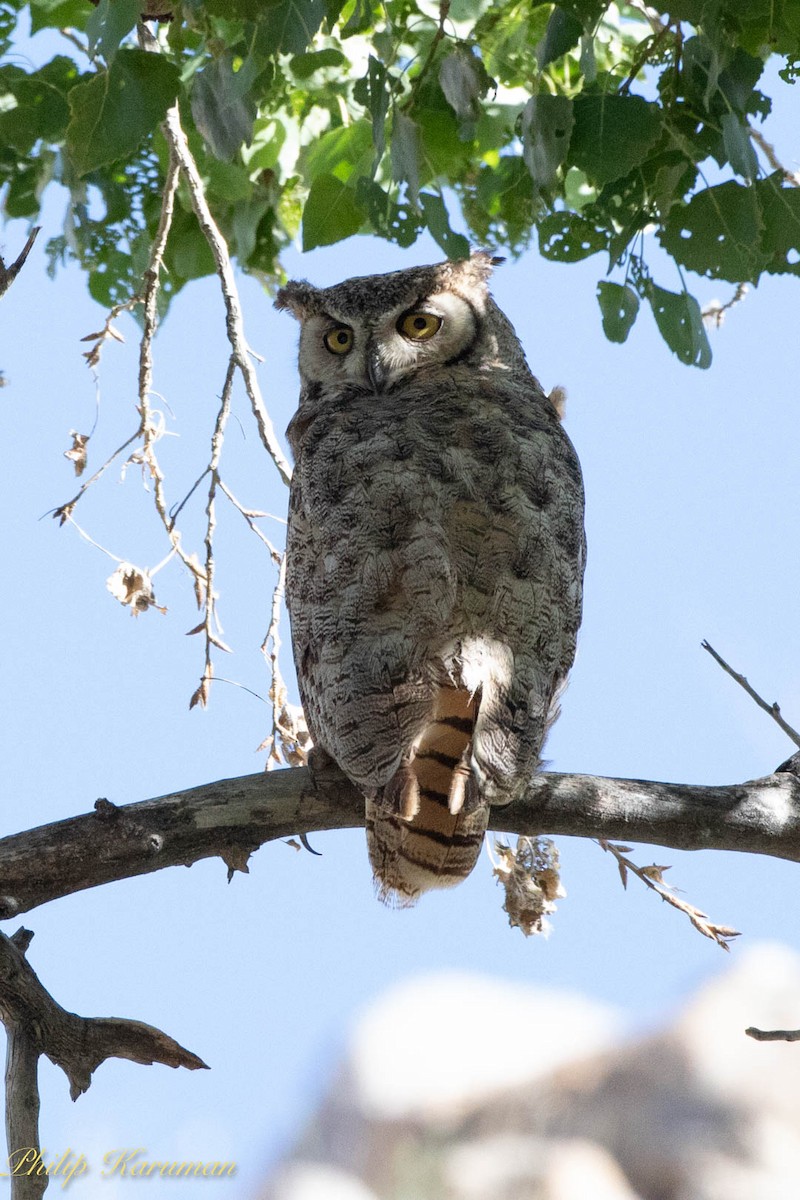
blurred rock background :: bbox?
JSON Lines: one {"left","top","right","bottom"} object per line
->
{"left": 260, "top": 945, "right": 800, "bottom": 1200}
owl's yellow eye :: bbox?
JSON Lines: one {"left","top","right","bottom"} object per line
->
{"left": 398, "top": 312, "right": 442, "bottom": 340}
{"left": 324, "top": 326, "right": 353, "bottom": 354}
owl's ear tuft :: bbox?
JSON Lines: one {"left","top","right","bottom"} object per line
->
{"left": 471, "top": 248, "right": 505, "bottom": 275}
{"left": 275, "top": 280, "right": 319, "bottom": 318}
{"left": 446, "top": 249, "right": 505, "bottom": 290}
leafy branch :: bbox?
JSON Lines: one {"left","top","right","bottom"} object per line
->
{"left": 3, "top": 2, "right": 800, "bottom": 365}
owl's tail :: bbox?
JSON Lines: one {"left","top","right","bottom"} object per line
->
{"left": 366, "top": 687, "right": 489, "bottom": 905}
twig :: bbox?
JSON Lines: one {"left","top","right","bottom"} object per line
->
{"left": 0, "top": 228, "right": 40, "bottom": 299}
{"left": 745, "top": 1026, "right": 800, "bottom": 1042}
{"left": 702, "top": 640, "right": 800, "bottom": 749}
{"left": 748, "top": 126, "right": 800, "bottom": 186}
{"left": 51, "top": 429, "right": 142, "bottom": 525}
{"left": 160, "top": 103, "right": 292, "bottom": 487}
{"left": 619, "top": 22, "right": 675, "bottom": 94}
{"left": 189, "top": 360, "right": 236, "bottom": 709}
{"left": 598, "top": 839, "right": 740, "bottom": 949}
{"left": 135, "top": 145, "right": 207, "bottom": 586}
{"left": 405, "top": 0, "right": 452, "bottom": 110}
{"left": 702, "top": 283, "right": 749, "bottom": 328}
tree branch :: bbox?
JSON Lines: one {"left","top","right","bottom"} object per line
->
{"left": 0, "top": 927, "right": 206, "bottom": 1197}
{"left": 0, "top": 229, "right": 40, "bottom": 300}
{"left": 0, "top": 929, "right": 207, "bottom": 1101}
{"left": 1, "top": 760, "right": 800, "bottom": 919}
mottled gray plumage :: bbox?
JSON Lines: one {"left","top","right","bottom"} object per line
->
{"left": 276, "top": 253, "right": 585, "bottom": 903}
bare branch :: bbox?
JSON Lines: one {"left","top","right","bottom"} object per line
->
{"left": 703, "top": 640, "right": 800, "bottom": 749}
{"left": 0, "top": 929, "right": 207, "bottom": 1104}
{"left": 0, "top": 927, "right": 205, "bottom": 1199}
{"left": 160, "top": 103, "right": 292, "bottom": 487}
{"left": 189, "top": 360, "right": 237, "bottom": 709}
{"left": 0, "top": 229, "right": 40, "bottom": 300}
{"left": 702, "top": 283, "right": 749, "bottom": 329}
{"left": 748, "top": 125, "right": 800, "bottom": 186}
{"left": 2, "top": 763, "right": 800, "bottom": 919}
{"left": 598, "top": 839, "right": 739, "bottom": 950}
{"left": 745, "top": 1026, "right": 800, "bottom": 1042}
{"left": 4, "top": 932, "right": 46, "bottom": 1200}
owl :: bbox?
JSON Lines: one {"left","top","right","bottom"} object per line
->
{"left": 276, "top": 252, "right": 585, "bottom": 904}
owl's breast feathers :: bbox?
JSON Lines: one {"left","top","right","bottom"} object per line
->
{"left": 286, "top": 370, "right": 585, "bottom": 903}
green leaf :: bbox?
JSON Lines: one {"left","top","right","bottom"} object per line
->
{"left": 324, "top": 0, "right": 347, "bottom": 27}
{"left": 353, "top": 56, "right": 389, "bottom": 162}
{"left": 242, "top": 116, "right": 286, "bottom": 172}
{"left": 255, "top": 0, "right": 325, "bottom": 56}
{"left": 290, "top": 49, "right": 347, "bottom": 78}
{"left": 439, "top": 51, "right": 481, "bottom": 135}
{"left": 302, "top": 120, "right": 373, "bottom": 184}
{"left": 232, "top": 197, "right": 271, "bottom": 263}
{"left": 191, "top": 53, "right": 256, "bottom": 162}
{"left": 29, "top": 0, "right": 91, "bottom": 33}
{"left": 354, "top": 177, "right": 420, "bottom": 247}
{"left": 66, "top": 50, "right": 180, "bottom": 176}
{"left": 4, "top": 159, "right": 47, "bottom": 218}
{"left": 86, "top": 0, "right": 140, "bottom": 62}
{"left": 539, "top": 212, "right": 606, "bottom": 261}
{"left": 537, "top": 6, "right": 582, "bottom": 67}
{"left": 596, "top": 281, "right": 639, "bottom": 342}
{"left": 556, "top": 0, "right": 606, "bottom": 26}
{"left": 521, "top": 94, "right": 574, "bottom": 192}
{"left": 757, "top": 175, "right": 800, "bottom": 276}
{"left": 302, "top": 172, "right": 364, "bottom": 250}
{"left": 204, "top": 0, "right": 283, "bottom": 15}
{"left": 419, "top": 192, "right": 470, "bottom": 259}
{"left": 720, "top": 112, "right": 757, "bottom": 182}
{"left": 165, "top": 207, "right": 216, "bottom": 282}
{"left": 660, "top": 180, "right": 766, "bottom": 282}
{"left": 718, "top": 48, "right": 764, "bottom": 111}
{"left": 341, "top": 0, "right": 380, "bottom": 36}
{"left": 0, "top": 58, "right": 75, "bottom": 154}
{"left": 570, "top": 93, "right": 662, "bottom": 185}
{"left": 391, "top": 110, "right": 420, "bottom": 207}
{"left": 646, "top": 283, "right": 711, "bottom": 368}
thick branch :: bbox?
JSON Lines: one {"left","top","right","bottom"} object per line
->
{"left": 4, "top": 932, "right": 45, "bottom": 1200}
{"left": 1, "top": 762, "right": 800, "bottom": 918}
{"left": 0, "top": 929, "right": 207, "bottom": 1102}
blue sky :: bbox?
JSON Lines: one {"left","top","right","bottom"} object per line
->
{"left": 2, "top": 33, "right": 800, "bottom": 1200}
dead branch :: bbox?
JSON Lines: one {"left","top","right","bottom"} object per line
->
{"left": 4, "top": 931, "right": 46, "bottom": 1200}
{"left": 598, "top": 839, "right": 739, "bottom": 950}
{"left": 2, "top": 761, "right": 800, "bottom": 919}
{"left": 0, "top": 929, "right": 207, "bottom": 1100}
{"left": 159, "top": 103, "right": 292, "bottom": 487}
{"left": 745, "top": 1026, "right": 800, "bottom": 1042}
{"left": 703, "top": 640, "right": 800, "bottom": 748}
{"left": 0, "top": 229, "right": 40, "bottom": 300}
{"left": 0, "top": 927, "right": 206, "bottom": 1197}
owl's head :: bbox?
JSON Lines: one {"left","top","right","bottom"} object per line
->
{"left": 276, "top": 251, "right": 528, "bottom": 392}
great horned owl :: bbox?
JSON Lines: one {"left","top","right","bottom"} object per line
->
{"left": 276, "top": 252, "right": 585, "bottom": 904}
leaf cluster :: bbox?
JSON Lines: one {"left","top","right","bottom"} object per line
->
{"left": 1, "top": 0, "right": 800, "bottom": 361}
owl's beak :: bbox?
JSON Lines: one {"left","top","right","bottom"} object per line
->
{"left": 366, "top": 348, "right": 386, "bottom": 392}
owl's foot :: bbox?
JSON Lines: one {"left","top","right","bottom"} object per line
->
{"left": 306, "top": 743, "right": 341, "bottom": 791}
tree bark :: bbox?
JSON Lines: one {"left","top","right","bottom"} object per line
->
{"left": 2, "top": 758, "right": 800, "bottom": 918}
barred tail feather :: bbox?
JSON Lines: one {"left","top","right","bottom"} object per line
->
{"left": 366, "top": 687, "right": 489, "bottom": 904}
